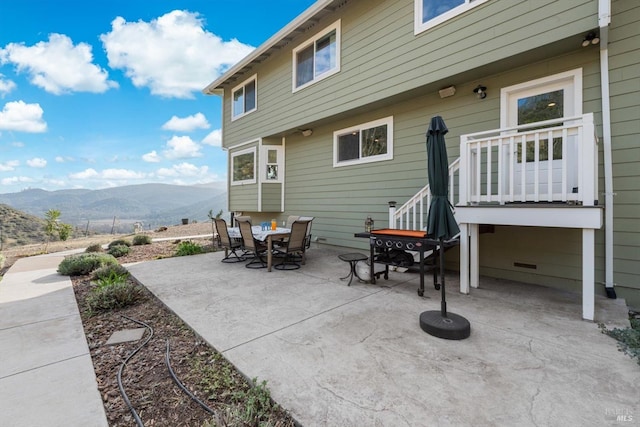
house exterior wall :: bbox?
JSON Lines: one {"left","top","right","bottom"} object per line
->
{"left": 607, "top": 0, "right": 640, "bottom": 305}
{"left": 220, "top": 0, "right": 598, "bottom": 147}
{"left": 213, "top": 0, "right": 639, "bottom": 307}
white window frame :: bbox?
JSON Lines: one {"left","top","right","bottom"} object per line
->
{"left": 231, "top": 74, "right": 257, "bottom": 121}
{"left": 292, "top": 20, "right": 341, "bottom": 92}
{"left": 261, "top": 145, "right": 284, "bottom": 184}
{"left": 414, "top": 0, "right": 488, "bottom": 35}
{"left": 231, "top": 146, "right": 257, "bottom": 186}
{"left": 333, "top": 116, "right": 394, "bottom": 168}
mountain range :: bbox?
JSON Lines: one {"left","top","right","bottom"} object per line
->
{"left": 0, "top": 182, "right": 228, "bottom": 234}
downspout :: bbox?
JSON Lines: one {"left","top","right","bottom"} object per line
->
{"left": 598, "top": 0, "right": 615, "bottom": 297}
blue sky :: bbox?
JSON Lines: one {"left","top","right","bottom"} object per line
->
{"left": 0, "top": 0, "right": 315, "bottom": 194}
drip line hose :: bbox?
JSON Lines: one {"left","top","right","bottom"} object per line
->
{"left": 117, "top": 315, "right": 154, "bottom": 427}
{"left": 165, "top": 339, "right": 217, "bottom": 415}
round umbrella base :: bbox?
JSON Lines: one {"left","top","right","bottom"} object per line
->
{"left": 419, "top": 311, "right": 470, "bottom": 340}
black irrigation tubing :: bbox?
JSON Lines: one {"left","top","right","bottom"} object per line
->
{"left": 117, "top": 315, "right": 154, "bottom": 427}
{"left": 165, "top": 339, "right": 217, "bottom": 415}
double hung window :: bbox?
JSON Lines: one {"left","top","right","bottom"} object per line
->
{"left": 293, "top": 20, "right": 341, "bottom": 91}
{"left": 415, "top": 0, "right": 488, "bottom": 34}
{"left": 232, "top": 75, "right": 257, "bottom": 120}
{"left": 333, "top": 117, "right": 393, "bottom": 167}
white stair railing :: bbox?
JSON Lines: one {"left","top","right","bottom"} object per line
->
{"left": 390, "top": 158, "right": 460, "bottom": 230}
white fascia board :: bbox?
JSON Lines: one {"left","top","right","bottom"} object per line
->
{"left": 202, "top": 0, "right": 335, "bottom": 95}
{"left": 455, "top": 206, "right": 603, "bottom": 229}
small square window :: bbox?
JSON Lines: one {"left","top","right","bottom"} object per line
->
{"left": 293, "top": 20, "right": 341, "bottom": 91}
{"left": 231, "top": 75, "right": 257, "bottom": 120}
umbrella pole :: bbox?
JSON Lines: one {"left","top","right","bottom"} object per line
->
{"left": 439, "top": 237, "right": 447, "bottom": 317}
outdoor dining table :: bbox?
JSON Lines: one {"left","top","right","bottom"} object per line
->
{"left": 227, "top": 225, "right": 291, "bottom": 271}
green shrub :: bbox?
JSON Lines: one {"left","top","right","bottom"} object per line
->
{"left": 85, "top": 243, "right": 104, "bottom": 253}
{"left": 175, "top": 241, "right": 204, "bottom": 256}
{"left": 86, "top": 281, "right": 142, "bottom": 313}
{"left": 600, "top": 313, "right": 640, "bottom": 366}
{"left": 108, "top": 239, "right": 131, "bottom": 248}
{"left": 107, "top": 244, "right": 130, "bottom": 258}
{"left": 58, "top": 253, "right": 118, "bottom": 276}
{"left": 0, "top": 253, "right": 5, "bottom": 270}
{"left": 92, "top": 264, "right": 129, "bottom": 281}
{"left": 132, "top": 234, "right": 152, "bottom": 246}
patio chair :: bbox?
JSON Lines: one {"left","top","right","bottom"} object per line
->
{"left": 273, "top": 219, "right": 311, "bottom": 270}
{"left": 238, "top": 219, "right": 268, "bottom": 269}
{"left": 274, "top": 215, "right": 300, "bottom": 248}
{"left": 234, "top": 215, "right": 251, "bottom": 226}
{"left": 298, "top": 216, "right": 315, "bottom": 249}
{"left": 214, "top": 218, "right": 245, "bottom": 263}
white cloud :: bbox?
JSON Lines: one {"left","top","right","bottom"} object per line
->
{"left": 0, "top": 160, "right": 19, "bottom": 171}
{"left": 12, "top": 141, "right": 25, "bottom": 147}
{"left": 162, "top": 112, "right": 210, "bottom": 132}
{"left": 156, "top": 162, "right": 209, "bottom": 178}
{"left": 46, "top": 179, "right": 66, "bottom": 187}
{"left": 0, "top": 34, "right": 118, "bottom": 94}
{"left": 0, "top": 100, "right": 47, "bottom": 132}
{"left": 0, "top": 74, "right": 16, "bottom": 97}
{"left": 100, "top": 10, "right": 254, "bottom": 98}
{"left": 68, "top": 168, "right": 99, "bottom": 179}
{"left": 26, "top": 157, "right": 47, "bottom": 168}
{"left": 162, "top": 135, "right": 202, "bottom": 159}
{"left": 101, "top": 169, "right": 146, "bottom": 180}
{"left": 142, "top": 150, "right": 162, "bottom": 163}
{"left": 1, "top": 176, "right": 34, "bottom": 185}
{"left": 202, "top": 128, "right": 222, "bottom": 146}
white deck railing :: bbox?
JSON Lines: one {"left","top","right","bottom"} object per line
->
{"left": 459, "top": 113, "right": 598, "bottom": 206}
{"left": 390, "top": 114, "right": 598, "bottom": 230}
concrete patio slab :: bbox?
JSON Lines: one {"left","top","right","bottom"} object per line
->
{"left": 127, "top": 246, "right": 639, "bottom": 427}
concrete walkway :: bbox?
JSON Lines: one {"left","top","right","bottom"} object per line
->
{"left": 1, "top": 246, "right": 638, "bottom": 426}
{"left": 0, "top": 253, "right": 108, "bottom": 427}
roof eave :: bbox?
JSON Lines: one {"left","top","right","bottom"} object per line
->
{"left": 202, "top": 0, "right": 336, "bottom": 95}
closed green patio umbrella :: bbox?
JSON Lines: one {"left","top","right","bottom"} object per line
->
{"left": 426, "top": 116, "right": 460, "bottom": 240}
{"left": 420, "top": 116, "right": 470, "bottom": 340}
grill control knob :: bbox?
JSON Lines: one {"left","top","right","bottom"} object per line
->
{"left": 395, "top": 241, "right": 403, "bottom": 249}
{"left": 406, "top": 242, "right": 414, "bottom": 250}
{"left": 386, "top": 240, "right": 393, "bottom": 247}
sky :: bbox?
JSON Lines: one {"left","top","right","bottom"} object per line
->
{"left": 0, "top": 0, "right": 316, "bottom": 194}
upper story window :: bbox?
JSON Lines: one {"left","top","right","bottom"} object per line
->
{"left": 232, "top": 75, "right": 257, "bottom": 120}
{"left": 231, "top": 146, "right": 257, "bottom": 185}
{"left": 333, "top": 116, "right": 393, "bottom": 167}
{"left": 293, "top": 20, "right": 341, "bottom": 92}
{"left": 415, "top": 0, "right": 488, "bottom": 34}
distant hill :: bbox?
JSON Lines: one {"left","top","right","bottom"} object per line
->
{"left": 0, "top": 204, "right": 47, "bottom": 247}
{"left": 0, "top": 183, "right": 228, "bottom": 234}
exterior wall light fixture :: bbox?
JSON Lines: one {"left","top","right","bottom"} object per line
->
{"left": 300, "top": 129, "right": 313, "bottom": 137}
{"left": 582, "top": 31, "right": 600, "bottom": 47}
{"left": 473, "top": 85, "right": 487, "bottom": 99}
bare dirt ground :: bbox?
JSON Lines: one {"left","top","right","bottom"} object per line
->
{"left": 2, "top": 223, "right": 297, "bottom": 427}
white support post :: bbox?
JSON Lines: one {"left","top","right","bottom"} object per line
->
{"left": 470, "top": 223, "right": 480, "bottom": 289}
{"left": 583, "top": 228, "right": 595, "bottom": 321}
{"left": 388, "top": 201, "right": 397, "bottom": 229}
{"left": 582, "top": 113, "right": 596, "bottom": 206}
{"left": 459, "top": 223, "right": 469, "bottom": 294}
{"left": 459, "top": 135, "right": 468, "bottom": 205}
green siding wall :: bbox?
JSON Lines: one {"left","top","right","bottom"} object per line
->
{"left": 220, "top": 0, "right": 597, "bottom": 146}
{"left": 261, "top": 183, "right": 282, "bottom": 212}
{"left": 608, "top": 0, "right": 640, "bottom": 306}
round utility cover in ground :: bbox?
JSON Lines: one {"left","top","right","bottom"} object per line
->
{"left": 419, "top": 311, "right": 471, "bottom": 340}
